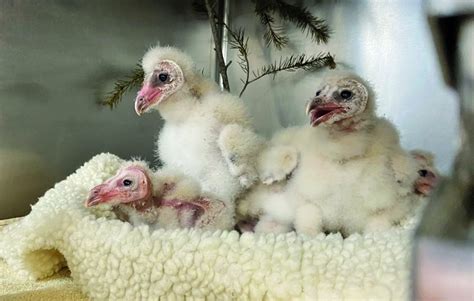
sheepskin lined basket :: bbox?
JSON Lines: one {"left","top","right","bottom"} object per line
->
{"left": 0, "top": 153, "right": 417, "bottom": 300}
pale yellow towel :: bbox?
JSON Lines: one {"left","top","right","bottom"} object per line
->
{"left": 0, "top": 259, "right": 87, "bottom": 300}
{"left": 0, "top": 154, "right": 420, "bottom": 300}
{"left": 0, "top": 219, "right": 87, "bottom": 300}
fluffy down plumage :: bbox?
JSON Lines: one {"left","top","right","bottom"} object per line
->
{"left": 242, "top": 72, "right": 427, "bottom": 236}
{"left": 85, "top": 161, "right": 233, "bottom": 231}
{"left": 136, "top": 46, "right": 263, "bottom": 220}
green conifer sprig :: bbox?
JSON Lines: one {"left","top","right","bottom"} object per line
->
{"left": 252, "top": 53, "right": 336, "bottom": 82}
{"left": 253, "top": 0, "right": 330, "bottom": 48}
{"left": 100, "top": 65, "right": 143, "bottom": 109}
{"left": 258, "top": 11, "right": 289, "bottom": 49}
{"left": 101, "top": 1, "right": 334, "bottom": 107}
{"left": 225, "top": 22, "right": 335, "bottom": 97}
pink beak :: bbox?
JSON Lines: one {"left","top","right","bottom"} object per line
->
{"left": 85, "top": 184, "right": 118, "bottom": 207}
{"left": 307, "top": 101, "right": 345, "bottom": 127}
{"left": 135, "top": 83, "right": 162, "bottom": 116}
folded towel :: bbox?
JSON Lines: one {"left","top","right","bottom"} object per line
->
{"left": 0, "top": 153, "right": 418, "bottom": 300}
{"left": 0, "top": 258, "right": 87, "bottom": 300}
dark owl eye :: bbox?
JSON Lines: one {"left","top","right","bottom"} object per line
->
{"left": 340, "top": 90, "right": 352, "bottom": 99}
{"left": 123, "top": 179, "right": 132, "bottom": 186}
{"left": 316, "top": 90, "right": 321, "bottom": 96}
{"left": 158, "top": 73, "right": 168, "bottom": 82}
{"left": 418, "top": 169, "right": 428, "bottom": 177}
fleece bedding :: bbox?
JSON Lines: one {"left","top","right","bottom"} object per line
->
{"left": 0, "top": 153, "right": 419, "bottom": 300}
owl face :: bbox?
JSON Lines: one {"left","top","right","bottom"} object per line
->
{"left": 411, "top": 151, "right": 438, "bottom": 196}
{"left": 85, "top": 165, "right": 152, "bottom": 208}
{"left": 306, "top": 77, "right": 369, "bottom": 127}
{"left": 135, "top": 59, "right": 185, "bottom": 115}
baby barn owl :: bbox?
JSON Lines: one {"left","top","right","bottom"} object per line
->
{"left": 85, "top": 163, "right": 233, "bottom": 231}
{"left": 249, "top": 72, "right": 423, "bottom": 236}
{"left": 134, "top": 46, "right": 263, "bottom": 222}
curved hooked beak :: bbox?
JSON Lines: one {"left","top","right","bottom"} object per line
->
{"left": 85, "top": 184, "right": 118, "bottom": 207}
{"left": 306, "top": 100, "right": 346, "bottom": 127}
{"left": 135, "top": 83, "right": 162, "bottom": 116}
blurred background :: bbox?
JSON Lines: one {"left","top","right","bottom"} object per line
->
{"left": 0, "top": 0, "right": 215, "bottom": 218}
{"left": 0, "top": 0, "right": 461, "bottom": 219}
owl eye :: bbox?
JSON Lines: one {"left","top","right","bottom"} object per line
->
{"left": 316, "top": 90, "right": 321, "bottom": 96}
{"left": 123, "top": 179, "right": 132, "bottom": 186}
{"left": 340, "top": 90, "right": 352, "bottom": 99}
{"left": 418, "top": 169, "right": 428, "bottom": 177}
{"left": 158, "top": 73, "right": 168, "bottom": 82}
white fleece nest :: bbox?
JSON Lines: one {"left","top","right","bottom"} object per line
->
{"left": 0, "top": 153, "right": 418, "bottom": 300}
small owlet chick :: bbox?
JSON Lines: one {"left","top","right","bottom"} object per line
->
{"left": 249, "top": 71, "right": 426, "bottom": 236}
{"left": 135, "top": 45, "right": 263, "bottom": 217}
{"left": 410, "top": 150, "right": 439, "bottom": 197}
{"left": 85, "top": 163, "right": 233, "bottom": 231}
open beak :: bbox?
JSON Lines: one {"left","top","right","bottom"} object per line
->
{"left": 135, "top": 83, "right": 162, "bottom": 116}
{"left": 85, "top": 184, "right": 117, "bottom": 207}
{"left": 306, "top": 101, "right": 345, "bottom": 127}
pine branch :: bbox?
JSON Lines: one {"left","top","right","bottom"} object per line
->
{"left": 223, "top": 24, "right": 252, "bottom": 97}
{"left": 254, "top": 0, "right": 288, "bottom": 49}
{"left": 249, "top": 53, "right": 335, "bottom": 84}
{"left": 99, "top": 65, "right": 144, "bottom": 109}
{"left": 270, "top": 0, "right": 330, "bottom": 44}
{"left": 253, "top": 0, "right": 330, "bottom": 47}
{"left": 101, "top": 1, "right": 334, "bottom": 107}
{"left": 225, "top": 20, "right": 336, "bottom": 97}
{"left": 259, "top": 11, "right": 289, "bottom": 49}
